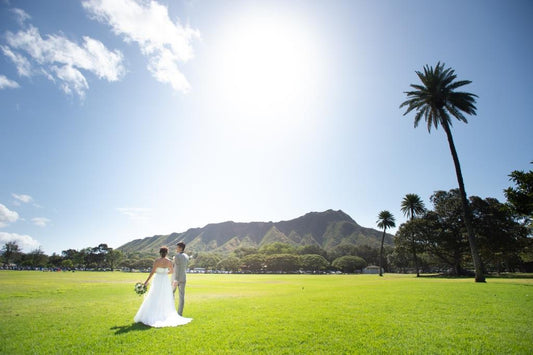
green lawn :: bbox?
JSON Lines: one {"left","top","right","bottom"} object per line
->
{"left": 0, "top": 271, "right": 531, "bottom": 354}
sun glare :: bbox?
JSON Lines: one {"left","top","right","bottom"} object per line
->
{"left": 209, "top": 10, "right": 322, "bottom": 130}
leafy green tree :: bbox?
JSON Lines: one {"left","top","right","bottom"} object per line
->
{"left": 259, "top": 242, "right": 296, "bottom": 255}
{"left": 79, "top": 247, "right": 92, "bottom": 269}
{"left": 388, "top": 243, "right": 412, "bottom": 273}
{"left": 297, "top": 245, "right": 328, "bottom": 259}
{"left": 430, "top": 190, "right": 471, "bottom": 274}
{"left": 62, "top": 249, "right": 84, "bottom": 268}
{"left": 332, "top": 255, "right": 367, "bottom": 273}
{"left": 133, "top": 258, "right": 154, "bottom": 270}
{"left": 395, "top": 216, "right": 451, "bottom": 272}
{"left": 505, "top": 167, "right": 533, "bottom": 267}
{"left": 83, "top": 244, "right": 110, "bottom": 269}
{"left": 1, "top": 242, "right": 22, "bottom": 265}
{"left": 47, "top": 253, "right": 63, "bottom": 268}
{"left": 106, "top": 249, "right": 123, "bottom": 271}
{"left": 62, "top": 249, "right": 78, "bottom": 260}
{"left": 400, "top": 62, "right": 485, "bottom": 282}
{"left": 119, "top": 254, "right": 140, "bottom": 270}
{"left": 265, "top": 254, "right": 300, "bottom": 272}
{"left": 191, "top": 253, "right": 222, "bottom": 271}
{"left": 470, "top": 196, "right": 530, "bottom": 272}
{"left": 241, "top": 254, "right": 266, "bottom": 273}
{"left": 395, "top": 189, "right": 532, "bottom": 274}
{"left": 505, "top": 166, "right": 533, "bottom": 223}
{"left": 299, "top": 254, "right": 330, "bottom": 272}
{"left": 328, "top": 244, "right": 357, "bottom": 262}
{"left": 217, "top": 256, "right": 241, "bottom": 272}
{"left": 377, "top": 210, "right": 395, "bottom": 276}
{"left": 401, "top": 193, "right": 426, "bottom": 276}
{"left": 353, "top": 245, "right": 380, "bottom": 266}
{"left": 24, "top": 248, "right": 48, "bottom": 268}
{"left": 61, "top": 259, "right": 74, "bottom": 270}
{"left": 233, "top": 246, "right": 258, "bottom": 259}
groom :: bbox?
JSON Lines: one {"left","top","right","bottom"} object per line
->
{"left": 172, "top": 242, "right": 189, "bottom": 316}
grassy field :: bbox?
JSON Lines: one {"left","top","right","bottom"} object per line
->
{"left": 0, "top": 271, "right": 531, "bottom": 354}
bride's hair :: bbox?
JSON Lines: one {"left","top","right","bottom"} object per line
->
{"left": 159, "top": 246, "right": 169, "bottom": 257}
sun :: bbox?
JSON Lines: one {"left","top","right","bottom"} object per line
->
{"left": 207, "top": 9, "right": 323, "bottom": 130}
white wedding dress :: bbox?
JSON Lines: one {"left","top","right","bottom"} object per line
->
{"left": 134, "top": 267, "right": 192, "bottom": 327}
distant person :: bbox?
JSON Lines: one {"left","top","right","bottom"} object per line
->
{"left": 134, "top": 246, "right": 192, "bottom": 327}
{"left": 172, "top": 242, "right": 189, "bottom": 316}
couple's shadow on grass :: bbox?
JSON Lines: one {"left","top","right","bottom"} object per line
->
{"left": 111, "top": 323, "right": 151, "bottom": 335}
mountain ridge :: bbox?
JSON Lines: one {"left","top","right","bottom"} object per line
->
{"left": 117, "top": 209, "right": 394, "bottom": 255}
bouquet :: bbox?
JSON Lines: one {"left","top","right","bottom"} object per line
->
{"left": 134, "top": 282, "right": 147, "bottom": 295}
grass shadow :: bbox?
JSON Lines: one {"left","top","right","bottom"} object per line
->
{"left": 485, "top": 273, "right": 533, "bottom": 279}
{"left": 111, "top": 322, "right": 151, "bottom": 335}
{"left": 418, "top": 273, "right": 533, "bottom": 279}
{"left": 418, "top": 273, "right": 474, "bottom": 279}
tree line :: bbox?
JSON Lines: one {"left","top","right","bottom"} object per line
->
{"left": 0, "top": 239, "right": 373, "bottom": 274}
{"left": 2, "top": 165, "right": 530, "bottom": 275}
{"left": 392, "top": 188, "right": 531, "bottom": 275}
{"left": 2, "top": 166, "right": 530, "bottom": 274}
{"left": 0, "top": 243, "right": 123, "bottom": 271}
{"left": 187, "top": 243, "right": 372, "bottom": 273}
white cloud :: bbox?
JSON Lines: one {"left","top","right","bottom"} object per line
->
{"left": 0, "top": 203, "right": 19, "bottom": 228}
{"left": 117, "top": 207, "right": 152, "bottom": 223}
{"left": 0, "top": 74, "right": 20, "bottom": 89}
{"left": 2, "top": 23, "right": 125, "bottom": 98}
{"left": 12, "top": 193, "right": 41, "bottom": 208}
{"left": 82, "top": 0, "right": 199, "bottom": 92}
{"left": 11, "top": 8, "right": 31, "bottom": 25}
{"left": 1, "top": 45, "right": 32, "bottom": 76}
{"left": 31, "top": 217, "right": 51, "bottom": 227}
{"left": 82, "top": 36, "right": 125, "bottom": 80}
{"left": 52, "top": 64, "right": 88, "bottom": 98}
{"left": 0, "top": 232, "right": 40, "bottom": 252}
{"left": 12, "top": 193, "right": 33, "bottom": 204}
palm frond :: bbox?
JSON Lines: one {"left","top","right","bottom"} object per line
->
{"left": 448, "top": 92, "right": 478, "bottom": 115}
{"left": 401, "top": 194, "right": 426, "bottom": 219}
{"left": 376, "top": 210, "right": 395, "bottom": 230}
{"left": 409, "top": 84, "right": 427, "bottom": 92}
{"left": 401, "top": 62, "right": 477, "bottom": 131}
{"left": 427, "top": 108, "right": 440, "bottom": 132}
{"left": 413, "top": 109, "right": 424, "bottom": 128}
{"left": 438, "top": 108, "right": 453, "bottom": 127}
{"left": 446, "top": 104, "right": 468, "bottom": 124}
{"left": 448, "top": 80, "right": 474, "bottom": 91}
{"left": 441, "top": 70, "right": 457, "bottom": 88}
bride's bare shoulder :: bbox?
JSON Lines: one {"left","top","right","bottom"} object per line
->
{"left": 153, "top": 258, "right": 169, "bottom": 267}
{"left": 156, "top": 257, "right": 172, "bottom": 268}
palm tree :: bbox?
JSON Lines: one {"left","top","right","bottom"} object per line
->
{"left": 377, "top": 210, "right": 396, "bottom": 277}
{"left": 400, "top": 62, "right": 485, "bottom": 282}
{"left": 401, "top": 194, "right": 426, "bottom": 277}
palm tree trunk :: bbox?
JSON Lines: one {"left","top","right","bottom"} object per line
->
{"left": 442, "top": 121, "right": 486, "bottom": 282}
{"left": 411, "top": 237, "right": 420, "bottom": 277}
{"left": 410, "top": 211, "right": 420, "bottom": 277}
{"left": 379, "top": 229, "right": 385, "bottom": 277}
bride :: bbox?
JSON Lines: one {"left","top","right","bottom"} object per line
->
{"left": 134, "top": 246, "right": 192, "bottom": 327}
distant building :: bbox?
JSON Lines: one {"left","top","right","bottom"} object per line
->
{"left": 363, "top": 265, "right": 380, "bottom": 274}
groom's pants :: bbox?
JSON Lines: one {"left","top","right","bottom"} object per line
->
{"left": 173, "top": 281, "right": 186, "bottom": 316}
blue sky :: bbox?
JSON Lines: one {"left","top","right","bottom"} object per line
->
{"left": 1, "top": 0, "right": 532, "bottom": 254}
